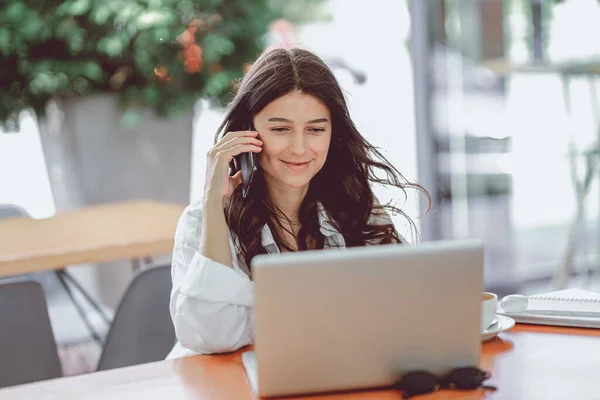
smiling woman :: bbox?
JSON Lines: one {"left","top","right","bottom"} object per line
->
{"left": 217, "top": 48, "right": 429, "bottom": 260}
{"left": 167, "top": 47, "right": 430, "bottom": 358}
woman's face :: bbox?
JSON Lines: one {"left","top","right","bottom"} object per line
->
{"left": 253, "top": 91, "right": 332, "bottom": 190}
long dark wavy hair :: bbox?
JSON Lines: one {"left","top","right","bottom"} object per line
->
{"left": 215, "top": 48, "right": 430, "bottom": 272}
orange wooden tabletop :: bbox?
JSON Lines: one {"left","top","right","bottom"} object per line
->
{"left": 1, "top": 324, "right": 599, "bottom": 400}
{"left": 0, "top": 200, "right": 184, "bottom": 277}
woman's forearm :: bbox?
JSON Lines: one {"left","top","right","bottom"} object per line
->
{"left": 200, "top": 195, "right": 234, "bottom": 268}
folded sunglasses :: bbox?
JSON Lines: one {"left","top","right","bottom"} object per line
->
{"left": 392, "top": 366, "right": 497, "bottom": 398}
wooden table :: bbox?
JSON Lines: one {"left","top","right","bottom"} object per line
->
{"left": 2, "top": 324, "right": 599, "bottom": 400}
{"left": 0, "top": 200, "right": 184, "bottom": 278}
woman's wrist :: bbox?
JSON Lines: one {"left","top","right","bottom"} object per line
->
{"left": 203, "top": 190, "right": 225, "bottom": 209}
{"left": 200, "top": 190, "right": 233, "bottom": 268}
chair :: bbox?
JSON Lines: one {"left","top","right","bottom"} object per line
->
{"left": 0, "top": 281, "right": 63, "bottom": 388}
{"left": 96, "top": 264, "right": 175, "bottom": 371}
{"left": 0, "top": 203, "right": 30, "bottom": 219}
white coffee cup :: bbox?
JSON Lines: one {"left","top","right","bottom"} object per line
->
{"left": 481, "top": 292, "right": 498, "bottom": 332}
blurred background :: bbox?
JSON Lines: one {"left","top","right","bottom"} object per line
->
{"left": 1, "top": 0, "right": 599, "bottom": 384}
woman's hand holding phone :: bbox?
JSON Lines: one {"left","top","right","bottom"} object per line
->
{"left": 204, "top": 130, "right": 262, "bottom": 201}
{"left": 200, "top": 131, "right": 261, "bottom": 268}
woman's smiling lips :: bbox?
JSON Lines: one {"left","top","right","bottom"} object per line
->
{"left": 281, "top": 160, "right": 312, "bottom": 171}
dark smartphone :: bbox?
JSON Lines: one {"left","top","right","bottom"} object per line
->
{"left": 235, "top": 124, "right": 258, "bottom": 198}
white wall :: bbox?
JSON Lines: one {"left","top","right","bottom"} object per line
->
{"left": 0, "top": 111, "right": 55, "bottom": 219}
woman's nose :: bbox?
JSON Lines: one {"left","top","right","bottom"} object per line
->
{"left": 289, "top": 132, "right": 308, "bottom": 155}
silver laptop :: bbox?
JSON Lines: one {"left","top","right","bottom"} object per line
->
{"left": 242, "top": 239, "right": 484, "bottom": 397}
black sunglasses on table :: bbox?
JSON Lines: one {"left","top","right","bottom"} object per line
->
{"left": 392, "top": 366, "right": 497, "bottom": 398}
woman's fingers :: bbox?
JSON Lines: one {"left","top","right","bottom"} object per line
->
{"left": 217, "top": 130, "right": 258, "bottom": 146}
{"left": 208, "top": 135, "right": 261, "bottom": 160}
{"left": 230, "top": 170, "right": 243, "bottom": 188}
{"left": 215, "top": 135, "right": 262, "bottom": 152}
{"left": 215, "top": 144, "right": 262, "bottom": 164}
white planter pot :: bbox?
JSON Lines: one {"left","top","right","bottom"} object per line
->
{"left": 38, "top": 93, "right": 193, "bottom": 308}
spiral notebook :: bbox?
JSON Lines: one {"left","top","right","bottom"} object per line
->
{"left": 497, "top": 288, "right": 600, "bottom": 329}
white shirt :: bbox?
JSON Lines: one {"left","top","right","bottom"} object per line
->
{"left": 166, "top": 199, "right": 402, "bottom": 359}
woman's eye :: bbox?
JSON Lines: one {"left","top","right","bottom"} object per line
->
{"left": 309, "top": 127, "right": 326, "bottom": 134}
{"left": 271, "top": 127, "right": 289, "bottom": 133}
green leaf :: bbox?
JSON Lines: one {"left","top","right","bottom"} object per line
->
{"left": 91, "top": 7, "right": 112, "bottom": 25}
{"left": 98, "top": 34, "right": 127, "bottom": 57}
{"left": 56, "top": 18, "right": 80, "bottom": 39}
{"left": 0, "top": 28, "right": 11, "bottom": 55}
{"left": 68, "top": 0, "right": 92, "bottom": 16}
{"left": 177, "top": 0, "right": 195, "bottom": 15}
{"left": 67, "top": 30, "right": 86, "bottom": 52}
{"left": 136, "top": 10, "right": 176, "bottom": 30}
{"left": 18, "top": 13, "right": 44, "bottom": 40}
{"left": 56, "top": 0, "right": 90, "bottom": 17}
{"left": 205, "top": 71, "right": 230, "bottom": 96}
{"left": 30, "top": 60, "right": 53, "bottom": 74}
{"left": 29, "top": 72, "right": 59, "bottom": 94}
{"left": 202, "top": 34, "right": 235, "bottom": 64}
{"left": 5, "top": 3, "right": 27, "bottom": 20}
{"left": 142, "top": 86, "right": 161, "bottom": 105}
{"left": 56, "top": 73, "right": 69, "bottom": 88}
{"left": 73, "top": 77, "right": 91, "bottom": 94}
{"left": 115, "top": 3, "right": 144, "bottom": 26}
{"left": 153, "top": 26, "right": 172, "bottom": 42}
{"left": 82, "top": 61, "right": 103, "bottom": 81}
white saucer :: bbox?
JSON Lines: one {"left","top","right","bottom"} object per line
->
{"left": 481, "top": 314, "right": 515, "bottom": 342}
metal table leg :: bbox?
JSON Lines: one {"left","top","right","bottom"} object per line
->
{"left": 57, "top": 269, "right": 112, "bottom": 326}
{"left": 54, "top": 271, "right": 105, "bottom": 346}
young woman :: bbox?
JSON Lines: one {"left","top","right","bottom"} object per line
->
{"left": 167, "top": 47, "right": 429, "bottom": 358}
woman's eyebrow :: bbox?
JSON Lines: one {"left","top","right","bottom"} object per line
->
{"left": 267, "top": 117, "right": 329, "bottom": 123}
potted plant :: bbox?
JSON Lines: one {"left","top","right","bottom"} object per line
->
{"left": 0, "top": 0, "right": 326, "bottom": 127}
{"left": 0, "top": 0, "right": 326, "bottom": 205}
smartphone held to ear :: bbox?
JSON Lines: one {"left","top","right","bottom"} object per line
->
{"left": 238, "top": 151, "right": 257, "bottom": 198}
{"left": 234, "top": 124, "right": 258, "bottom": 198}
